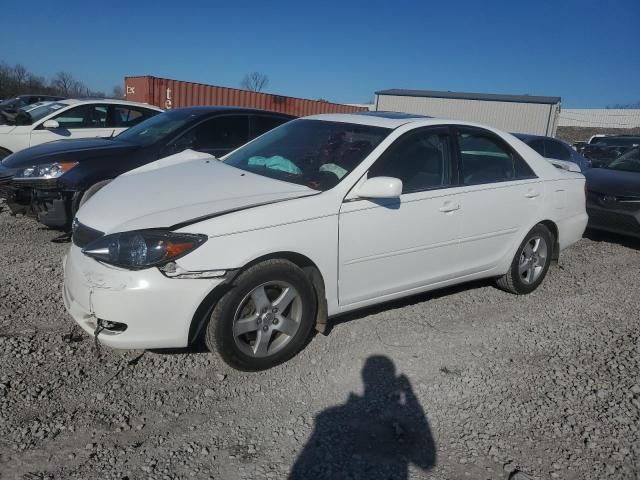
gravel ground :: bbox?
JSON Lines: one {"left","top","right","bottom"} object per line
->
{"left": 1, "top": 201, "right": 639, "bottom": 480}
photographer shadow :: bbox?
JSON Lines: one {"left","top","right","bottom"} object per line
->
{"left": 289, "top": 355, "right": 436, "bottom": 479}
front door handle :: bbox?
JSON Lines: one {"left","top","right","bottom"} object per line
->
{"left": 439, "top": 202, "right": 461, "bottom": 213}
{"left": 525, "top": 190, "right": 540, "bottom": 199}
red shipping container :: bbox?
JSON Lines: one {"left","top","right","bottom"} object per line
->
{"left": 124, "top": 76, "right": 367, "bottom": 116}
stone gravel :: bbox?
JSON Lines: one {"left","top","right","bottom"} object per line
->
{"left": 1, "top": 201, "right": 639, "bottom": 479}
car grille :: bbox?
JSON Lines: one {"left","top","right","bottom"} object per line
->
{"left": 72, "top": 221, "right": 104, "bottom": 249}
{"left": 588, "top": 190, "right": 640, "bottom": 211}
{"left": 11, "top": 178, "right": 59, "bottom": 189}
{"left": 587, "top": 208, "right": 640, "bottom": 234}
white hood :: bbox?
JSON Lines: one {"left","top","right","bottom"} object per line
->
{"left": 76, "top": 150, "right": 317, "bottom": 233}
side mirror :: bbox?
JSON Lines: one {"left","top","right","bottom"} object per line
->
{"left": 356, "top": 176, "right": 403, "bottom": 199}
{"left": 42, "top": 119, "right": 60, "bottom": 129}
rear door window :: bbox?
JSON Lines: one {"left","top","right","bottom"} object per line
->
{"left": 109, "top": 105, "right": 156, "bottom": 128}
{"left": 458, "top": 128, "right": 535, "bottom": 185}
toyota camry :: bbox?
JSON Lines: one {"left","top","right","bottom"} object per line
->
{"left": 63, "top": 112, "right": 588, "bottom": 370}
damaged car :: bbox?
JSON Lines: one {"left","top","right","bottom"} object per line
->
{"left": 64, "top": 112, "right": 588, "bottom": 370}
{"left": 0, "top": 107, "right": 293, "bottom": 228}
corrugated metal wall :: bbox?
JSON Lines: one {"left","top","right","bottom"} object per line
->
{"left": 558, "top": 109, "right": 640, "bottom": 128}
{"left": 376, "top": 94, "right": 559, "bottom": 136}
{"left": 125, "top": 76, "right": 367, "bottom": 117}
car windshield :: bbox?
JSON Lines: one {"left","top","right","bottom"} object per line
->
{"left": 223, "top": 119, "right": 391, "bottom": 191}
{"left": 595, "top": 137, "right": 640, "bottom": 147}
{"left": 606, "top": 148, "right": 640, "bottom": 172}
{"left": 114, "top": 109, "right": 195, "bottom": 146}
{"left": 0, "top": 98, "right": 19, "bottom": 108}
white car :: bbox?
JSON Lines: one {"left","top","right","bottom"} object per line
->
{"left": 0, "top": 99, "right": 162, "bottom": 159}
{"left": 63, "top": 113, "right": 588, "bottom": 370}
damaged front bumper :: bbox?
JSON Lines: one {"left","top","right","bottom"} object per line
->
{"left": 0, "top": 176, "right": 33, "bottom": 215}
{"left": 63, "top": 244, "right": 223, "bottom": 349}
{"left": 28, "top": 180, "right": 78, "bottom": 229}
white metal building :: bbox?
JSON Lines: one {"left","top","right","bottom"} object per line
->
{"left": 558, "top": 109, "right": 640, "bottom": 128}
{"left": 375, "top": 89, "right": 561, "bottom": 136}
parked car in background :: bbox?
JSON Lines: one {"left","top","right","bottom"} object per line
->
{"left": 584, "top": 147, "right": 640, "bottom": 238}
{"left": 581, "top": 136, "right": 640, "bottom": 168}
{"left": 0, "top": 99, "right": 162, "bottom": 159}
{"left": 64, "top": 113, "right": 588, "bottom": 370}
{"left": 0, "top": 94, "right": 63, "bottom": 118}
{"left": 513, "top": 133, "right": 590, "bottom": 172}
{"left": 0, "top": 100, "right": 54, "bottom": 125}
{"left": 0, "top": 107, "right": 294, "bottom": 228}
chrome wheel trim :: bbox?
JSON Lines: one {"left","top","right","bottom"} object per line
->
{"left": 232, "top": 281, "right": 303, "bottom": 358}
{"left": 518, "top": 235, "right": 548, "bottom": 285}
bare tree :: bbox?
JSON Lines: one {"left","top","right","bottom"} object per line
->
{"left": 240, "top": 72, "right": 269, "bottom": 92}
{"left": 111, "top": 85, "right": 124, "bottom": 99}
{"left": 51, "top": 71, "right": 89, "bottom": 97}
{"left": 606, "top": 100, "right": 640, "bottom": 109}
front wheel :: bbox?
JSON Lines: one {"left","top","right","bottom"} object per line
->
{"left": 495, "top": 224, "right": 553, "bottom": 294}
{"left": 205, "top": 259, "right": 317, "bottom": 371}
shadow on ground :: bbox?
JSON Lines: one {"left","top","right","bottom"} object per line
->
{"left": 289, "top": 355, "right": 436, "bottom": 480}
{"left": 583, "top": 228, "right": 640, "bottom": 250}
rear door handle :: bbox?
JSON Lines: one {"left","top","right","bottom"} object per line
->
{"left": 525, "top": 190, "right": 540, "bottom": 199}
{"left": 439, "top": 202, "right": 461, "bottom": 213}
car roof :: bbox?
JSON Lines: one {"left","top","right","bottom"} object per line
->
{"left": 57, "top": 98, "right": 164, "bottom": 110}
{"left": 302, "top": 112, "right": 514, "bottom": 131}
{"left": 165, "top": 106, "right": 296, "bottom": 117}
{"left": 303, "top": 112, "right": 444, "bottom": 129}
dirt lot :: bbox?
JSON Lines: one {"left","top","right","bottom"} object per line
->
{"left": 1, "top": 202, "right": 639, "bottom": 480}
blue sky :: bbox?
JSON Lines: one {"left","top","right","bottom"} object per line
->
{"left": 2, "top": 0, "right": 638, "bottom": 107}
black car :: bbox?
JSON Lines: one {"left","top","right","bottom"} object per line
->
{"left": 584, "top": 147, "right": 640, "bottom": 238}
{"left": 513, "top": 133, "right": 590, "bottom": 171}
{"left": 0, "top": 95, "right": 64, "bottom": 120}
{"left": 0, "top": 107, "right": 294, "bottom": 229}
{"left": 581, "top": 136, "right": 640, "bottom": 168}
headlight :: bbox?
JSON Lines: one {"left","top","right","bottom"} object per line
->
{"left": 15, "top": 161, "right": 78, "bottom": 179}
{"left": 82, "top": 230, "right": 207, "bottom": 270}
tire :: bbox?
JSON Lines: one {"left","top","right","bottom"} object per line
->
{"left": 78, "top": 180, "right": 112, "bottom": 210}
{"left": 205, "top": 259, "right": 317, "bottom": 371}
{"left": 495, "top": 224, "right": 553, "bottom": 294}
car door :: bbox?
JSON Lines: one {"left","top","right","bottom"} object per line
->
{"left": 338, "top": 126, "right": 464, "bottom": 306}
{"left": 166, "top": 114, "right": 250, "bottom": 158}
{"left": 29, "top": 103, "right": 110, "bottom": 146}
{"left": 455, "top": 127, "right": 543, "bottom": 274}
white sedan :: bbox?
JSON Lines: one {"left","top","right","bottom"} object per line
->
{"left": 63, "top": 113, "right": 588, "bottom": 370}
{"left": 0, "top": 99, "right": 162, "bottom": 159}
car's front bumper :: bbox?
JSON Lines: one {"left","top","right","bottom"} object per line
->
{"left": 0, "top": 176, "right": 32, "bottom": 214}
{"left": 31, "top": 187, "right": 75, "bottom": 229}
{"left": 586, "top": 201, "right": 640, "bottom": 238}
{"left": 63, "top": 244, "right": 223, "bottom": 349}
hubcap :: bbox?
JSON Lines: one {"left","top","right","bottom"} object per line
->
{"left": 232, "top": 281, "right": 302, "bottom": 358}
{"left": 518, "top": 235, "right": 548, "bottom": 285}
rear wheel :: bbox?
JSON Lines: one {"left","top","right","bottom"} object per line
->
{"left": 205, "top": 259, "right": 316, "bottom": 371}
{"left": 496, "top": 224, "right": 553, "bottom": 294}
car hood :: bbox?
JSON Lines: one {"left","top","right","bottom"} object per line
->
{"left": 585, "top": 168, "right": 640, "bottom": 196}
{"left": 76, "top": 149, "right": 318, "bottom": 234}
{"left": 2, "top": 138, "right": 140, "bottom": 168}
